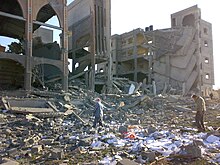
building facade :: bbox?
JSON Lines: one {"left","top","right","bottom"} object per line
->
{"left": 0, "top": 0, "right": 68, "bottom": 91}
{"left": 67, "top": 0, "right": 111, "bottom": 92}
{"left": 112, "top": 5, "right": 214, "bottom": 96}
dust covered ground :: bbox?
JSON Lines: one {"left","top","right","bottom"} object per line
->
{"left": 0, "top": 87, "right": 219, "bottom": 165}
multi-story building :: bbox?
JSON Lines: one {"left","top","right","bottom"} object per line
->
{"left": 112, "top": 5, "right": 214, "bottom": 96}
{"left": 67, "top": 0, "right": 111, "bottom": 92}
{"left": 0, "top": 0, "right": 68, "bottom": 91}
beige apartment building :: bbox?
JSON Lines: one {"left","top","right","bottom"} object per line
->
{"left": 111, "top": 5, "right": 214, "bottom": 96}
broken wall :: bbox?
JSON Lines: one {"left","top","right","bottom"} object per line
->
{"left": 0, "top": 59, "right": 24, "bottom": 90}
{"left": 112, "top": 5, "right": 214, "bottom": 96}
{"left": 111, "top": 28, "right": 153, "bottom": 83}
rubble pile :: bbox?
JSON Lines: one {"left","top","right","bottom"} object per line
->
{"left": 0, "top": 80, "right": 220, "bottom": 164}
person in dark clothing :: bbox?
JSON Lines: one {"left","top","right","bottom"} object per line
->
{"left": 191, "top": 94, "right": 206, "bottom": 132}
{"left": 93, "top": 98, "right": 104, "bottom": 128}
{"left": 209, "top": 92, "right": 213, "bottom": 100}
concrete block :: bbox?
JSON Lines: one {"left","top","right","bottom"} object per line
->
{"left": 78, "top": 137, "right": 93, "bottom": 146}
{"left": 0, "top": 158, "right": 19, "bottom": 165}
{"left": 184, "top": 143, "right": 202, "bottom": 158}
{"left": 40, "top": 139, "right": 54, "bottom": 145}
{"left": 50, "top": 148, "right": 64, "bottom": 160}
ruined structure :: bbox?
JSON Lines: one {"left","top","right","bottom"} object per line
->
{"left": 0, "top": 0, "right": 68, "bottom": 91}
{"left": 67, "top": 0, "right": 111, "bottom": 92}
{"left": 112, "top": 5, "right": 214, "bottom": 96}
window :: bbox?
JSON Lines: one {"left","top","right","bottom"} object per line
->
{"left": 204, "top": 28, "right": 208, "bottom": 34}
{"left": 148, "top": 40, "right": 153, "bottom": 44}
{"left": 182, "top": 14, "right": 195, "bottom": 27}
{"left": 205, "top": 74, "right": 210, "bottom": 80}
{"left": 128, "top": 38, "right": 133, "bottom": 44}
{"left": 204, "top": 41, "right": 208, "bottom": 47}
{"left": 205, "top": 57, "right": 209, "bottom": 64}
{"left": 172, "top": 18, "right": 176, "bottom": 27}
{"left": 122, "top": 40, "right": 126, "bottom": 45}
{"left": 75, "top": 62, "right": 79, "bottom": 68}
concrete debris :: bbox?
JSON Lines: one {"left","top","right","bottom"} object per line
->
{"left": 0, "top": 80, "right": 219, "bottom": 164}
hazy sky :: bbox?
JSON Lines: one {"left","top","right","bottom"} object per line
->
{"left": 1, "top": 0, "right": 219, "bottom": 88}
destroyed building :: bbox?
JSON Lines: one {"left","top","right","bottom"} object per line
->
{"left": 0, "top": 0, "right": 68, "bottom": 91}
{"left": 67, "top": 0, "right": 112, "bottom": 92}
{"left": 111, "top": 5, "right": 214, "bottom": 96}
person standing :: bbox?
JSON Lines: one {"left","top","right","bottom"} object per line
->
{"left": 93, "top": 98, "right": 104, "bottom": 128}
{"left": 191, "top": 94, "right": 206, "bottom": 132}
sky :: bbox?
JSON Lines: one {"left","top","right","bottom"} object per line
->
{"left": 0, "top": 0, "right": 219, "bottom": 89}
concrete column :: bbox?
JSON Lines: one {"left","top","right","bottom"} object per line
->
{"left": 106, "top": 0, "right": 112, "bottom": 93}
{"left": 133, "top": 30, "right": 137, "bottom": 82}
{"left": 182, "top": 82, "right": 186, "bottom": 95}
{"left": 95, "top": 4, "right": 99, "bottom": 54}
{"left": 90, "top": 0, "right": 96, "bottom": 91}
{"left": 165, "top": 55, "right": 170, "bottom": 84}
{"left": 196, "top": 9, "right": 202, "bottom": 95}
{"left": 24, "top": 0, "right": 33, "bottom": 91}
{"left": 62, "top": 1, "right": 68, "bottom": 91}
{"left": 152, "top": 80, "right": 156, "bottom": 96}
{"left": 148, "top": 55, "right": 153, "bottom": 84}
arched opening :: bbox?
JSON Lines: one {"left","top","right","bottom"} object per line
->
{"left": 0, "top": 0, "right": 25, "bottom": 53}
{"left": 182, "top": 14, "right": 195, "bottom": 27}
{"left": 0, "top": 59, "right": 24, "bottom": 90}
{"left": 33, "top": 4, "right": 64, "bottom": 62}
{"left": 32, "top": 64, "right": 62, "bottom": 90}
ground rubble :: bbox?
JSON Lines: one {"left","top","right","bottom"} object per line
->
{"left": 0, "top": 81, "right": 220, "bottom": 164}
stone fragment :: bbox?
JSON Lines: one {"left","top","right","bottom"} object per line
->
{"left": 183, "top": 143, "right": 202, "bottom": 158}
{"left": 0, "top": 158, "right": 19, "bottom": 165}
{"left": 31, "top": 145, "right": 43, "bottom": 154}
{"left": 7, "top": 148, "right": 18, "bottom": 157}
{"left": 117, "top": 158, "right": 139, "bottom": 165}
{"left": 141, "top": 151, "right": 156, "bottom": 162}
{"left": 78, "top": 137, "right": 93, "bottom": 146}
{"left": 119, "top": 125, "right": 128, "bottom": 134}
{"left": 148, "top": 126, "right": 157, "bottom": 134}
